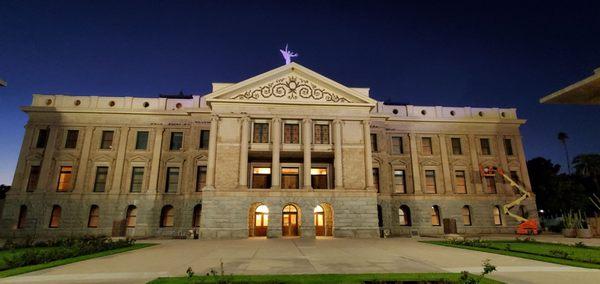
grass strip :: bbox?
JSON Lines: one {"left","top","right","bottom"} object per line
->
{"left": 149, "top": 273, "right": 503, "bottom": 284}
{"left": 424, "top": 241, "right": 600, "bottom": 269}
{"left": 0, "top": 243, "right": 155, "bottom": 278}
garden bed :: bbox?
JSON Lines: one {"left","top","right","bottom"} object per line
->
{"left": 149, "top": 273, "right": 503, "bottom": 284}
{"left": 424, "top": 238, "right": 600, "bottom": 269}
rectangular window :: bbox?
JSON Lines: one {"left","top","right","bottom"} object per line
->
{"left": 56, "top": 166, "right": 72, "bottom": 192}
{"left": 422, "top": 137, "right": 433, "bottom": 155}
{"left": 451, "top": 138, "right": 462, "bottom": 155}
{"left": 93, "top": 166, "right": 109, "bottom": 192}
{"left": 370, "top": 134, "right": 378, "bottom": 152}
{"left": 253, "top": 123, "right": 269, "bottom": 143}
{"left": 169, "top": 132, "right": 183, "bottom": 150}
{"left": 165, "top": 167, "right": 179, "bottom": 193}
{"left": 485, "top": 176, "right": 497, "bottom": 193}
{"left": 135, "top": 131, "right": 149, "bottom": 150}
{"left": 283, "top": 124, "right": 300, "bottom": 144}
{"left": 251, "top": 167, "right": 271, "bottom": 188}
{"left": 64, "top": 130, "right": 79, "bottom": 149}
{"left": 393, "top": 170, "right": 406, "bottom": 193}
{"left": 314, "top": 124, "right": 330, "bottom": 144}
{"left": 424, "top": 170, "right": 437, "bottom": 193}
{"left": 455, "top": 170, "right": 467, "bottom": 194}
{"left": 130, "top": 167, "right": 144, "bottom": 193}
{"left": 199, "top": 130, "right": 210, "bottom": 149}
{"left": 510, "top": 171, "right": 520, "bottom": 183}
{"left": 373, "top": 168, "right": 380, "bottom": 192}
{"left": 36, "top": 129, "right": 49, "bottom": 148}
{"left": 311, "top": 168, "right": 329, "bottom": 189}
{"left": 391, "top": 137, "right": 403, "bottom": 154}
{"left": 196, "top": 166, "right": 207, "bottom": 192}
{"left": 100, "top": 131, "right": 114, "bottom": 149}
{"left": 480, "top": 138, "right": 491, "bottom": 155}
{"left": 26, "top": 165, "right": 41, "bottom": 192}
{"left": 282, "top": 167, "right": 300, "bottom": 189}
{"left": 504, "top": 139, "right": 514, "bottom": 156}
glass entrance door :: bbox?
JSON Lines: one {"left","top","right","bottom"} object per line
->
{"left": 254, "top": 205, "right": 269, "bottom": 236}
{"left": 282, "top": 205, "right": 299, "bottom": 236}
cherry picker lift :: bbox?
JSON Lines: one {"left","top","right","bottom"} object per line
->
{"left": 480, "top": 165, "right": 539, "bottom": 235}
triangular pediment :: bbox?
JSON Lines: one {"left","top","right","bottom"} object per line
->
{"left": 205, "top": 63, "right": 376, "bottom": 107}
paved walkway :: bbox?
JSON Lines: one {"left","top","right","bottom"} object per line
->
{"left": 1, "top": 237, "right": 599, "bottom": 284}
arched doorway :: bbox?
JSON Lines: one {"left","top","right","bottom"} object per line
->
{"left": 252, "top": 204, "right": 269, "bottom": 237}
{"left": 314, "top": 203, "right": 333, "bottom": 236}
{"left": 282, "top": 204, "right": 299, "bottom": 236}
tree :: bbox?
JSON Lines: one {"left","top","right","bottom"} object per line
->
{"left": 573, "top": 154, "right": 600, "bottom": 192}
{"left": 558, "top": 132, "right": 571, "bottom": 174}
{"left": 0, "top": 184, "right": 10, "bottom": 199}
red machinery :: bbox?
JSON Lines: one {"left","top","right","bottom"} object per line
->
{"left": 480, "top": 165, "right": 538, "bottom": 235}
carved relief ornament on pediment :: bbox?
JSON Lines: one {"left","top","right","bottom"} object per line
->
{"left": 231, "top": 76, "right": 351, "bottom": 103}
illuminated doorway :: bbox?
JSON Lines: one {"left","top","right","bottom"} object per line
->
{"left": 252, "top": 204, "right": 269, "bottom": 237}
{"left": 314, "top": 203, "right": 333, "bottom": 236}
{"left": 282, "top": 204, "right": 299, "bottom": 236}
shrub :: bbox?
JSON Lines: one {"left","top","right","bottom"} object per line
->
{"left": 573, "top": 242, "right": 587, "bottom": 248}
{"left": 1, "top": 236, "right": 135, "bottom": 270}
{"left": 549, "top": 249, "right": 569, "bottom": 259}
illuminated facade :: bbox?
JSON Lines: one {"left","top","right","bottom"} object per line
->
{"left": 1, "top": 63, "right": 537, "bottom": 239}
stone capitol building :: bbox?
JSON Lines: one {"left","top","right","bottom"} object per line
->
{"left": 1, "top": 63, "right": 538, "bottom": 239}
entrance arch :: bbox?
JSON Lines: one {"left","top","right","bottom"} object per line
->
{"left": 249, "top": 204, "right": 269, "bottom": 237}
{"left": 314, "top": 203, "right": 333, "bottom": 236}
{"left": 282, "top": 204, "right": 300, "bottom": 236}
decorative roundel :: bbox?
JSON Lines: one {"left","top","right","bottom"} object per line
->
{"left": 501, "top": 112, "right": 506, "bottom": 118}
{"left": 109, "top": 101, "right": 116, "bottom": 107}
{"left": 45, "top": 99, "right": 53, "bottom": 105}
{"left": 421, "top": 109, "right": 427, "bottom": 115}
{"left": 392, "top": 109, "right": 398, "bottom": 115}
{"left": 450, "top": 110, "right": 456, "bottom": 116}
{"left": 143, "top": 102, "right": 150, "bottom": 108}
{"left": 74, "top": 100, "right": 81, "bottom": 106}
{"left": 176, "top": 103, "right": 182, "bottom": 109}
{"left": 478, "top": 111, "right": 484, "bottom": 117}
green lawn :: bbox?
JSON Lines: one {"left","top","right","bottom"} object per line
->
{"left": 0, "top": 243, "right": 154, "bottom": 278}
{"left": 149, "top": 273, "right": 503, "bottom": 284}
{"left": 424, "top": 240, "right": 600, "bottom": 269}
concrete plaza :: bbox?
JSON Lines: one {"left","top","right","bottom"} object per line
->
{"left": 1, "top": 236, "right": 599, "bottom": 284}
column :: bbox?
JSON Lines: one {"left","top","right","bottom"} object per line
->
{"left": 238, "top": 116, "right": 250, "bottom": 188}
{"left": 13, "top": 126, "right": 34, "bottom": 192}
{"left": 303, "top": 118, "right": 312, "bottom": 189}
{"left": 496, "top": 135, "right": 511, "bottom": 195}
{"left": 363, "top": 120, "right": 374, "bottom": 189}
{"left": 39, "top": 126, "right": 58, "bottom": 192}
{"left": 333, "top": 119, "right": 343, "bottom": 189}
{"left": 271, "top": 117, "right": 281, "bottom": 189}
{"left": 110, "top": 127, "right": 129, "bottom": 193}
{"left": 74, "top": 126, "right": 94, "bottom": 192}
{"left": 147, "top": 126, "right": 164, "bottom": 193}
{"left": 438, "top": 134, "right": 452, "bottom": 194}
{"left": 409, "top": 133, "right": 421, "bottom": 194}
{"left": 468, "top": 134, "right": 482, "bottom": 194}
{"left": 515, "top": 135, "right": 532, "bottom": 191}
{"left": 205, "top": 115, "right": 219, "bottom": 190}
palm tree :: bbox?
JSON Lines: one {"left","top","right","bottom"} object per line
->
{"left": 558, "top": 132, "right": 571, "bottom": 174}
{"left": 573, "top": 154, "right": 600, "bottom": 191}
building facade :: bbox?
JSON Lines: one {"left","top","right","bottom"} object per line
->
{"left": 1, "top": 63, "right": 537, "bottom": 239}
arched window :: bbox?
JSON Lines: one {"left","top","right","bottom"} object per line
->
{"left": 431, "top": 205, "right": 441, "bottom": 226}
{"left": 88, "top": 205, "right": 100, "bottom": 228}
{"left": 126, "top": 205, "right": 137, "bottom": 228}
{"left": 160, "top": 205, "right": 174, "bottom": 227}
{"left": 17, "top": 205, "right": 27, "bottom": 229}
{"left": 192, "top": 204, "right": 202, "bottom": 227}
{"left": 398, "top": 205, "right": 411, "bottom": 226}
{"left": 49, "top": 205, "right": 61, "bottom": 228}
{"left": 462, "top": 206, "right": 472, "bottom": 226}
{"left": 493, "top": 206, "right": 502, "bottom": 225}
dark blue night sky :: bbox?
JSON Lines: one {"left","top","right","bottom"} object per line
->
{"left": 0, "top": 0, "right": 599, "bottom": 184}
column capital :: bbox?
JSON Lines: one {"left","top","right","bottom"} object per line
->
{"left": 210, "top": 115, "right": 220, "bottom": 122}
{"left": 302, "top": 118, "right": 312, "bottom": 124}
{"left": 240, "top": 115, "right": 251, "bottom": 123}
{"left": 272, "top": 117, "right": 282, "bottom": 124}
{"left": 333, "top": 119, "right": 342, "bottom": 125}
